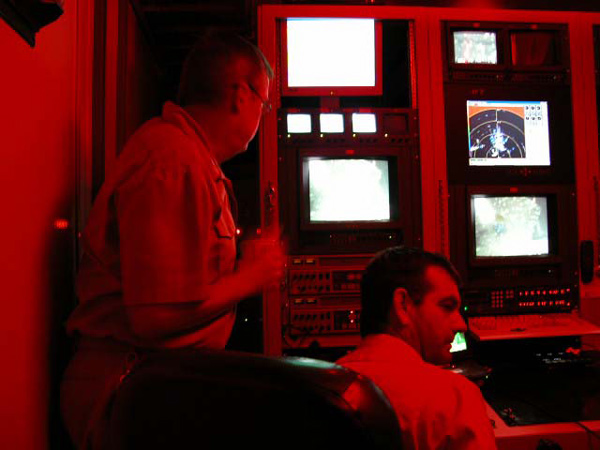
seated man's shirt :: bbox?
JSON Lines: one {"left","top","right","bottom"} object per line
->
{"left": 337, "top": 334, "right": 497, "bottom": 450}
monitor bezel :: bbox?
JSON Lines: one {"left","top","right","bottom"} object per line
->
{"left": 298, "top": 148, "right": 401, "bottom": 232}
{"left": 466, "top": 185, "right": 562, "bottom": 268}
{"left": 444, "top": 22, "right": 506, "bottom": 77}
{"left": 280, "top": 17, "right": 384, "bottom": 97}
{"left": 445, "top": 84, "right": 574, "bottom": 185}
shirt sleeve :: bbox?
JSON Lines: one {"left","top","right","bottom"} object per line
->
{"left": 115, "top": 160, "right": 215, "bottom": 308}
{"left": 446, "top": 376, "right": 498, "bottom": 450}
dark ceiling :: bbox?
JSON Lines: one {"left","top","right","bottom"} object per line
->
{"left": 131, "top": 0, "right": 259, "bottom": 95}
{"left": 131, "top": 0, "right": 600, "bottom": 96}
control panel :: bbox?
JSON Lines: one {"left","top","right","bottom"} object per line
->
{"left": 283, "top": 254, "right": 371, "bottom": 348}
{"left": 463, "top": 284, "right": 577, "bottom": 316}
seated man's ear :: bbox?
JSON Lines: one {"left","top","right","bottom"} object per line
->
{"left": 391, "top": 288, "right": 413, "bottom": 327}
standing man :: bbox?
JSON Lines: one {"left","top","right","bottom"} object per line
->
{"left": 337, "top": 246, "right": 496, "bottom": 450}
{"left": 61, "top": 31, "right": 284, "bottom": 450}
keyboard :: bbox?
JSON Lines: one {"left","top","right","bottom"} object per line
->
{"left": 468, "top": 313, "right": 600, "bottom": 341}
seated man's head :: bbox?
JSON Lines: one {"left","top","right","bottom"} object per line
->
{"left": 360, "top": 246, "right": 466, "bottom": 365}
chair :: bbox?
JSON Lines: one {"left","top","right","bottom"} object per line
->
{"left": 104, "top": 348, "right": 402, "bottom": 450}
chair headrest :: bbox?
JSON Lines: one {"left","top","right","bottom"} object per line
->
{"left": 106, "top": 348, "right": 402, "bottom": 450}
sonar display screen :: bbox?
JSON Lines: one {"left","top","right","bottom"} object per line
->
{"left": 472, "top": 195, "right": 550, "bottom": 257}
{"left": 467, "top": 100, "right": 551, "bottom": 166}
{"left": 307, "top": 158, "right": 391, "bottom": 222}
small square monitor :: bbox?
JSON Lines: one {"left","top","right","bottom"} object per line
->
{"left": 306, "top": 158, "right": 391, "bottom": 222}
{"left": 352, "top": 113, "right": 377, "bottom": 133}
{"left": 472, "top": 195, "right": 550, "bottom": 257}
{"left": 453, "top": 30, "right": 498, "bottom": 65}
{"left": 319, "top": 113, "right": 344, "bottom": 134}
{"left": 510, "top": 30, "right": 559, "bottom": 67}
{"left": 287, "top": 113, "right": 312, "bottom": 134}
{"left": 467, "top": 100, "right": 551, "bottom": 166}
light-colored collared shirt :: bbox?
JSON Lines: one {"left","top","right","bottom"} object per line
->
{"left": 337, "top": 334, "right": 497, "bottom": 450}
{"left": 67, "top": 101, "right": 238, "bottom": 349}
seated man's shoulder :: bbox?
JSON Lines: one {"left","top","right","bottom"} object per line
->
{"left": 422, "top": 361, "right": 485, "bottom": 407}
{"left": 338, "top": 341, "right": 483, "bottom": 412}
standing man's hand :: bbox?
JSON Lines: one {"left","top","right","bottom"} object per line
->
{"left": 238, "top": 238, "right": 286, "bottom": 295}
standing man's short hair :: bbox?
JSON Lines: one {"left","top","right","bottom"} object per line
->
{"left": 360, "top": 246, "right": 461, "bottom": 337}
{"left": 177, "top": 29, "right": 274, "bottom": 107}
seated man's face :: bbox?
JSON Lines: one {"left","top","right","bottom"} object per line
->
{"left": 409, "top": 265, "right": 467, "bottom": 365}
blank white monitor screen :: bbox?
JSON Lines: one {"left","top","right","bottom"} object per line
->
{"left": 319, "top": 113, "right": 344, "bottom": 133}
{"left": 473, "top": 195, "right": 550, "bottom": 257}
{"left": 352, "top": 113, "right": 377, "bottom": 133}
{"left": 307, "top": 158, "right": 391, "bottom": 222}
{"left": 287, "top": 114, "right": 312, "bottom": 133}
{"left": 286, "top": 18, "right": 377, "bottom": 88}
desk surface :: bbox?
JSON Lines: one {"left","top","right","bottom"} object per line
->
{"left": 488, "top": 404, "right": 600, "bottom": 450}
{"left": 481, "top": 361, "right": 600, "bottom": 449}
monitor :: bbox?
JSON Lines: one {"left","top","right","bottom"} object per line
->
{"left": 352, "top": 113, "right": 377, "bottom": 133}
{"left": 445, "top": 84, "right": 574, "bottom": 184}
{"left": 471, "top": 194, "right": 550, "bottom": 258}
{"left": 449, "top": 185, "right": 578, "bottom": 316}
{"left": 282, "top": 18, "right": 383, "bottom": 96}
{"left": 464, "top": 185, "right": 565, "bottom": 269}
{"left": 304, "top": 157, "right": 393, "bottom": 223}
{"left": 287, "top": 113, "right": 312, "bottom": 134}
{"left": 450, "top": 331, "right": 468, "bottom": 353}
{"left": 453, "top": 30, "right": 498, "bottom": 65}
{"left": 467, "top": 100, "right": 551, "bottom": 166}
{"left": 510, "top": 30, "right": 559, "bottom": 67}
{"left": 319, "top": 113, "right": 344, "bottom": 134}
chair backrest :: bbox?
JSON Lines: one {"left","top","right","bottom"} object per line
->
{"left": 105, "top": 348, "right": 402, "bottom": 450}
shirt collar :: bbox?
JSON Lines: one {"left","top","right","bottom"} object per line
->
{"left": 161, "top": 101, "right": 224, "bottom": 181}
{"left": 359, "top": 333, "right": 425, "bottom": 365}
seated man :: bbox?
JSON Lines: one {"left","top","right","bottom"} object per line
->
{"left": 337, "top": 246, "right": 496, "bottom": 450}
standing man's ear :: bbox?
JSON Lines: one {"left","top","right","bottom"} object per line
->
{"left": 230, "top": 83, "right": 245, "bottom": 113}
{"left": 391, "top": 288, "right": 412, "bottom": 327}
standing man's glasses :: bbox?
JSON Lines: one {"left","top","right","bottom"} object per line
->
{"left": 246, "top": 82, "right": 272, "bottom": 114}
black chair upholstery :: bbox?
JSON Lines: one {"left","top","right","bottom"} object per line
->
{"left": 105, "top": 348, "right": 402, "bottom": 450}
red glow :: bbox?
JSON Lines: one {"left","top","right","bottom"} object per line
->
{"left": 54, "top": 219, "right": 70, "bottom": 230}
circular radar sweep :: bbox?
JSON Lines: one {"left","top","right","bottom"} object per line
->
{"left": 469, "top": 108, "right": 525, "bottom": 159}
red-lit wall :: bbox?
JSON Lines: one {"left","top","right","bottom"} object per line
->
{"left": 0, "top": 5, "right": 78, "bottom": 450}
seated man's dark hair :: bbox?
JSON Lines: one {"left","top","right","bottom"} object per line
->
{"left": 177, "top": 29, "right": 273, "bottom": 107}
{"left": 359, "top": 246, "right": 461, "bottom": 337}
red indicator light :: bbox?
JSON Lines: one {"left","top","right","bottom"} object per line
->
{"left": 345, "top": 149, "right": 356, "bottom": 155}
{"left": 54, "top": 219, "right": 69, "bottom": 230}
